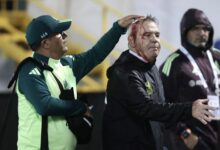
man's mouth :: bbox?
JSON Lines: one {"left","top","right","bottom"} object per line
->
{"left": 198, "top": 37, "right": 208, "bottom": 43}
{"left": 150, "top": 47, "right": 159, "bottom": 50}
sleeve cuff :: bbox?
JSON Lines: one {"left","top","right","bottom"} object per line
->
{"left": 113, "top": 21, "right": 127, "bottom": 35}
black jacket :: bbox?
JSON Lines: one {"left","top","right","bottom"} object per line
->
{"left": 160, "top": 49, "right": 220, "bottom": 150}
{"left": 102, "top": 51, "right": 193, "bottom": 150}
{"left": 160, "top": 8, "right": 220, "bottom": 150}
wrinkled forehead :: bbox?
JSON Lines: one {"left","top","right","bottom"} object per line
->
{"left": 142, "top": 20, "right": 159, "bottom": 32}
{"left": 128, "top": 20, "right": 159, "bottom": 36}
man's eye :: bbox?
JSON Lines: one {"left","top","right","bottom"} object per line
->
{"left": 143, "top": 33, "right": 150, "bottom": 37}
{"left": 156, "top": 33, "right": 160, "bottom": 38}
{"left": 191, "top": 26, "right": 210, "bottom": 32}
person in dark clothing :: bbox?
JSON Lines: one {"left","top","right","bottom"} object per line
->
{"left": 102, "top": 15, "right": 215, "bottom": 150}
{"left": 160, "top": 8, "right": 220, "bottom": 150}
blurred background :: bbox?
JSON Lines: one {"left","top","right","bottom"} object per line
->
{"left": 0, "top": 0, "right": 220, "bottom": 149}
{"left": 1, "top": 0, "right": 220, "bottom": 93}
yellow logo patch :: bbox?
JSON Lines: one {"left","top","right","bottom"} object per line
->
{"left": 145, "top": 81, "right": 152, "bottom": 96}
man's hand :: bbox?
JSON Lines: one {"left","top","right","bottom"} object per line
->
{"left": 192, "top": 99, "right": 215, "bottom": 124}
{"left": 118, "top": 15, "right": 145, "bottom": 28}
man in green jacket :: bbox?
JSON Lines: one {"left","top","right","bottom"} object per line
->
{"left": 16, "top": 14, "right": 141, "bottom": 150}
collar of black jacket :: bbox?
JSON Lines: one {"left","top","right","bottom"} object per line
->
{"left": 123, "top": 50, "right": 156, "bottom": 67}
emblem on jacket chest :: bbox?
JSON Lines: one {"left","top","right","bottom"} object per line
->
{"left": 145, "top": 81, "right": 153, "bottom": 96}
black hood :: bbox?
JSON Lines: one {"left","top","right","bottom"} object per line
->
{"left": 180, "top": 8, "right": 214, "bottom": 51}
{"left": 107, "top": 50, "right": 155, "bottom": 78}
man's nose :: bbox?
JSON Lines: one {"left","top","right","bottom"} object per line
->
{"left": 198, "top": 29, "right": 206, "bottom": 35}
{"left": 150, "top": 34, "right": 158, "bottom": 42}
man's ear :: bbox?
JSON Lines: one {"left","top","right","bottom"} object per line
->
{"left": 41, "top": 39, "right": 50, "bottom": 49}
{"left": 128, "top": 35, "right": 135, "bottom": 48}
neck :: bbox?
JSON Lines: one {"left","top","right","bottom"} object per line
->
{"left": 129, "top": 49, "right": 148, "bottom": 63}
{"left": 36, "top": 49, "right": 61, "bottom": 60}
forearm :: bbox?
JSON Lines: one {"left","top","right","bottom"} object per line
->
{"left": 22, "top": 89, "right": 87, "bottom": 116}
{"left": 91, "top": 21, "right": 127, "bottom": 61}
{"left": 126, "top": 73, "right": 193, "bottom": 123}
{"left": 127, "top": 99, "right": 192, "bottom": 123}
{"left": 18, "top": 73, "right": 86, "bottom": 117}
{"left": 73, "top": 22, "right": 127, "bottom": 82}
{"left": 33, "top": 96, "right": 87, "bottom": 116}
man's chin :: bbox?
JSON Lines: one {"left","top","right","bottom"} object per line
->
{"left": 195, "top": 42, "right": 207, "bottom": 48}
{"left": 149, "top": 55, "right": 157, "bottom": 63}
{"left": 63, "top": 48, "right": 68, "bottom": 52}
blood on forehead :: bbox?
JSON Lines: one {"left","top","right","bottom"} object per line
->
{"left": 130, "top": 20, "right": 146, "bottom": 42}
{"left": 130, "top": 19, "right": 159, "bottom": 41}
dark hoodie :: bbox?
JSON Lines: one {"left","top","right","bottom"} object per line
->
{"left": 181, "top": 8, "right": 214, "bottom": 52}
{"left": 160, "top": 8, "right": 220, "bottom": 150}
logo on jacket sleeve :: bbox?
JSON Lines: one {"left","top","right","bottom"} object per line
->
{"left": 29, "top": 67, "right": 41, "bottom": 76}
{"left": 145, "top": 81, "right": 152, "bottom": 96}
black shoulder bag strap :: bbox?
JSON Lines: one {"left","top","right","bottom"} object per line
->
{"left": 51, "top": 73, "right": 64, "bottom": 91}
{"left": 41, "top": 117, "right": 48, "bottom": 150}
{"left": 40, "top": 67, "right": 65, "bottom": 150}
{"left": 8, "top": 57, "right": 53, "bottom": 150}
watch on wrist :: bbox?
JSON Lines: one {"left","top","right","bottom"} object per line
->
{"left": 180, "top": 128, "right": 191, "bottom": 139}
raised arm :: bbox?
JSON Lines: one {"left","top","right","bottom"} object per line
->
{"left": 71, "top": 15, "right": 144, "bottom": 82}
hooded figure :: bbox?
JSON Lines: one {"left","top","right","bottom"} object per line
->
{"left": 180, "top": 8, "right": 214, "bottom": 51}
{"left": 160, "top": 8, "right": 220, "bottom": 150}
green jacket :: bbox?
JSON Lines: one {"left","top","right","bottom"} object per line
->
{"left": 16, "top": 22, "right": 126, "bottom": 150}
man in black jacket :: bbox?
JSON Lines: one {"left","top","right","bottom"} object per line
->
{"left": 160, "top": 8, "right": 220, "bottom": 150}
{"left": 102, "top": 15, "right": 215, "bottom": 150}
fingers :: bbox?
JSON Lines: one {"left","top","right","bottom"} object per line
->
{"left": 205, "top": 105, "right": 216, "bottom": 111}
{"left": 118, "top": 15, "right": 145, "bottom": 28}
{"left": 196, "top": 114, "right": 208, "bottom": 125}
{"left": 199, "top": 118, "right": 207, "bottom": 125}
{"left": 198, "top": 113, "right": 210, "bottom": 125}
{"left": 132, "top": 16, "right": 145, "bottom": 23}
{"left": 203, "top": 114, "right": 212, "bottom": 122}
{"left": 126, "top": 15, "right": 144, "bottom": 21}
{"left": 200, "top": 99, "right": 208, "bottom": 104}
{"left": 199, "top": 113, "right": 214, "bottom": 125}
{"left": 196, "top": 107, "right": 214, "bottom": 125}
{"left": 204, "top": 109, "right": 215, "bottom": 118}
{"left": 192, "top": 99, "right": 215, "bottom": 124}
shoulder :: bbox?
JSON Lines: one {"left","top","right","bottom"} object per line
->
{"left": 211, "top": 48, "right": 220, "bottom": 61}
{"left": 60, "top": 55, "right": 75, "bottom": 66}
{"left": 107, "top": 63, "right": 141, "bottom": 83}
{"left": 18, "top": 60, "right": 43, "bottom": 77}
{"left": 17, "top": 60, "right": 45, "bottom": 93}
{"left": 160, "top": 50, "right": 183, "bottom": 76}
{"left": 107, "top": 64, "right": 129, "bottom": 80}
{"left": 163, "top": 50, "right": 182, "bottom": 64}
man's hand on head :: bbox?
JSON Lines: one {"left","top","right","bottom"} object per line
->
{"left": 118, "top": 15, "right": 145, "bottom": 28}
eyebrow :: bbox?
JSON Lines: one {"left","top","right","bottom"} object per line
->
{"left": 143, "top": 31, "right": 160, "bottom": 34}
